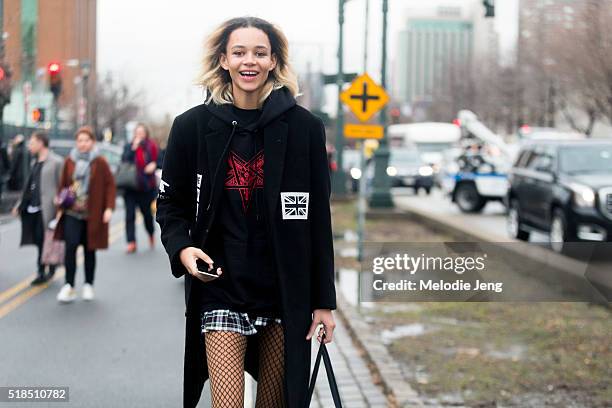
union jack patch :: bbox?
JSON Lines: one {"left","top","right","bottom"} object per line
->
{"left": 280, "top": 192, "right": 309, "bottom": 220}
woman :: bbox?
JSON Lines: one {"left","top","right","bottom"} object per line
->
{"left": 55, "top": 127, "right": 116, "bottom": 303}
{"left": 121, "top": 124, "right": 158, "bottom": 253}
{"left": 12, "top": 131, "right": 63, "bottom": 285}
{"left": 156, "top": 17, "right": 337, "bottom": 408}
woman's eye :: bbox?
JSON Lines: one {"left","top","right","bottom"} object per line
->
{"left": 233, "top": 51, "right": 243, "bottom": 56}
{"left": 256, "top": 53, "right": 267, "bottom": 57}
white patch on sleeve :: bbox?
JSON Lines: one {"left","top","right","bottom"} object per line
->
{"left": 159, "top": 180, "right": 169, "bottom": 193}
{"left": 280, "top": 192, "right": 309, "bottom": 220}
{"left": 196, "top": 173, "right": 202, "bottom": 218}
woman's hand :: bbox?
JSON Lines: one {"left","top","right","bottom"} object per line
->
{"left": 306, "top": 309, "right": 336, "bottom": 344}
{"left": 10, "top": 206, "right": 19, "bottom": 217}
{"left": 144, "top": 162, "right": 157, "bottom": 175}
{"left": 179, "top": 247, "right": 222, "bottom": 283}
{"left": 103, "top": 208, "right": 113, "bottom": 224}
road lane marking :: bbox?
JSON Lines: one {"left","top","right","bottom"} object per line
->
{"left": 0, "top": 274, "right": 36, "bottom": 304}
{"left": 0, "top": 220, "right": 127, "bottom": 317}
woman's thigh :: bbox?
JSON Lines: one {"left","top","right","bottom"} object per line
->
{"left": 204, "top": 331, "right": 249, "bottom": 407}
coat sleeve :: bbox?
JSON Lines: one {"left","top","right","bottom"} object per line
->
{"left": 309, "top": 117, "right": 337, "bottom": 311}
{"left": 155, "top": 116, "right": 194, "bottom": 278}
{"left": 58, "top": 159, "right": 71, "bottom": 192}
{"left": 102, "top": 158, "right": 116, "bottom": 210}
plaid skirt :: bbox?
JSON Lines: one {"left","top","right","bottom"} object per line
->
{"left": 201, "top": 309, "right": 282, "bottom": 336}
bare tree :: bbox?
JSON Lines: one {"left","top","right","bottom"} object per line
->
{"left": 92, "top": 72, "right": 144, "bottom": 142}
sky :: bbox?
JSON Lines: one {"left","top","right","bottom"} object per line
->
{"left": 97, "top": 0, "right": 518, "bottom": 120}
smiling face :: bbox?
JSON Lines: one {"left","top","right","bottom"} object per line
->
{"left": 219, "top": 27, "right": 277, "bottom": 103}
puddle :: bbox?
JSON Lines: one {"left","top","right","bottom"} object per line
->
{"left": 343, "top": 229, "right": 358, "bottom": 242}
{"left": 339, "top": 247, "right": 358, "bottom": 258}
{"left": 485, "top": 344, "right": 526, "bottom": 361}
{"left": 381, "top": 323, "right": 428, "bottom": 345}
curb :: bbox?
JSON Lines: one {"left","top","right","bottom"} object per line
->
{"left": 335, "top": 292, "right": 425, "bottom": 407}
{"left": 367, "top": 205, "right": 611, "bottom": 301}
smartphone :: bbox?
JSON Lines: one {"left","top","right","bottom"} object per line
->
{"left": 196, "top": 259, "right": 222, "bottom": 278}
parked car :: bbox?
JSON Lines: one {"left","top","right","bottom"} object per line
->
{"left": 50, "top": 139, "right": 123, "bottom": 174}
{"left": 506, "top": 139, "right": 612, "bottom": 254}
{"left": 382, "top": 148, "right": 434, "bottom": 194}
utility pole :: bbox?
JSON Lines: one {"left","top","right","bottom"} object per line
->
{"left": 368, "top": 0, "right": 394, "bottom": 208}
{"left": 333, "top": 0, "right": 348, "bottom": 197}
{"left": 363, "top": 0, "right": 369, "bottom": 73}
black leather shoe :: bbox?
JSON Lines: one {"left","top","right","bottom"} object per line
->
{"left": 30, "top": 275, "right": 48, "bottom": 285}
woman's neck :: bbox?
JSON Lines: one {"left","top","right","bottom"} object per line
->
{"left": 232, "top": 84, "right": 259, "bottom": 109}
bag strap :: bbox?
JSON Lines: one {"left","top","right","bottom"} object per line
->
{"left": 307, "top": 333, "right": 343, "bottom": 407}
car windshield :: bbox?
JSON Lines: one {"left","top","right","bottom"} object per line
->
{"left": 416, "top": 142, "right": 453, "bottom": 153}
{"left": 390, "top": 149, "right": 420, "bottom": 165}
{"left": 559, "top": 145, "right": 612, "bottom": 173}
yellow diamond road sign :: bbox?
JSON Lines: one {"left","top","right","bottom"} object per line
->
{"left": 340, "top": 73, "right": 390, "bottom": 122}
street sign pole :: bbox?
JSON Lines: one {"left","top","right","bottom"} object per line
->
{"left": 333, "top": 0, "right": 348, "bottom": 197}
{"left": 368, "top": 0, "right": 394, "bottom": 208}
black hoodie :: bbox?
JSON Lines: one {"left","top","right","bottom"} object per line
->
{"left": 199, "top": 88, "right": 297, "bottom": 318}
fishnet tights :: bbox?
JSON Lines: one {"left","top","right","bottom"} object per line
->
{"left": 204, "top": 323, "right": 285, "bottom": 408}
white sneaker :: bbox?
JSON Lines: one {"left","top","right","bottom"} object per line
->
{"left": 57, "top": 284, "right": 76, "bottom": 303}
{"left": 82, "top": 284, "right": 95, "bottom": 301}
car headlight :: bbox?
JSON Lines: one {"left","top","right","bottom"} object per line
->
{"left": 350, "top": 167, "right": 362, "bottom": 180}
{"left": 570, "top": 183, "right": 595, "bottom": 207}
{"left": 386, "top": 166, "right": 398, "bottom": 177}
{"left": 418, "top": 166, "right": 433, "bottom": 177}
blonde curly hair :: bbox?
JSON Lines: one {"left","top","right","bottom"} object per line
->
{"left": 196, "top": 17, "right": 300, "bottom": 107}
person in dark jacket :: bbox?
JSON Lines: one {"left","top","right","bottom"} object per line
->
{"left": 156, "top": 16, "right": 337, "bottom": 408}
{"left": 121, "top": 123, "right": 159, "bottom": 253}
{"left": 8, "top": 134, "right": 27, "bottom": 191}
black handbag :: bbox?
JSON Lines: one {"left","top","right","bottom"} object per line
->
{"left": 115, "top": 162, "right": 138, "bottom": 189}
{"left": 306, "top": 334, "right": 343, "bottom": 407}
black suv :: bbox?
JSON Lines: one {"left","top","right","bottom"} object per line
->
{"left": 506, "top": 140, "right": 612, "bottom": 254}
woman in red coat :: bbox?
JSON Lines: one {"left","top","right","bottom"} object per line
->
{"left": 55, "top": 126, "right": 116, "bottom": 303}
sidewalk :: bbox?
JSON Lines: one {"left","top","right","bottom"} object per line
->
{"left": 310, "top": 308, "right": 388, "bottom": 408}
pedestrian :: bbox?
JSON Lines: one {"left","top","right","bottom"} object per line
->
{"left": 11, "top": 131, "right": 63, "bottom": 285}
{"left": 0, "top": 141, "right": 10, "bottom": 200}
{"left": 7, "top": 134, "right": 27, "bottom": 191}
{"left": 54, "top": 126, "right": 116, "bottom": 303}
{"left": 156, "top": 17, "right": 337, "bottom": 408}
{"left": 121, "top": 123, "right": 158, "bottom": 253}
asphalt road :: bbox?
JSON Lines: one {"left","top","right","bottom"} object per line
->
{"left": 0, "top": 206, "right": 213, "bottom": 407}
{"left": 392, "top": 187, "right": 549, "bottom": 243}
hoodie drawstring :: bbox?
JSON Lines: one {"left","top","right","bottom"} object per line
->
{"left": 206, "top": 120, "right": 238, "bottom": 212}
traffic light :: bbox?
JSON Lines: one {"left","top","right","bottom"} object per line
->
{"left": 483, "top": 0, "right": 495, "bottom": 17}
{"left": 32, "top": 108, "right": 46, "bottom": 123}
{"left": 0, "top": 63, "right": 12, "bottom": 107}
{"left": 48, "top": 62, "right": 62, "bottom": 99}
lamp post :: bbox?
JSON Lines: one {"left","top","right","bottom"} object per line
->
{"left": 368, "top": 0, "right": 394, "bottom": 208}
{"left": 332, "top": 0, "right": 348, "bottom": 197}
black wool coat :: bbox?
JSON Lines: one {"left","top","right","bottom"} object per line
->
{"left": 156, "top": 88, "right": 337, "bottom": 408}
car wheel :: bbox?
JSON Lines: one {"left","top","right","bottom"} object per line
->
{"left": 455, "top": 183, "right": 486, "bottom": 213}
{"left": 550, "top": 208, "right": 576, "bottom": 255}
{"left": 507, "top": 199, "right": 530, "bottom": 241}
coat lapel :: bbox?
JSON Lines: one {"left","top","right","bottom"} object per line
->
{"left": 264, "top": 118, "right": 288, "bottom": 222}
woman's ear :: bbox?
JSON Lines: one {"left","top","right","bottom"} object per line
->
{"left": 270, "top": 54, "right": 277, "bottom": 71}
{"left": 219, "top": 54, "right": 229, "bottom": 70}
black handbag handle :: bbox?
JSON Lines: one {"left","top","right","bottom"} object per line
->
{"left": 307, "top": 333, "right": 343, "bottom": 407}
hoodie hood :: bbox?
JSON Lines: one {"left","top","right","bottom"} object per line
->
{"left": 205, "top": 86, "right": 296, "bottom": 131}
